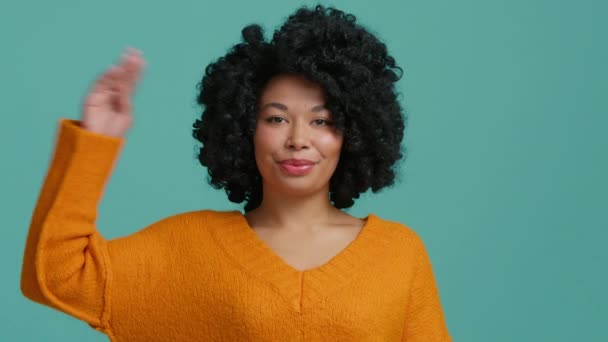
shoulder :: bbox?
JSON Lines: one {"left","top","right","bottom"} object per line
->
{"left": 148, "top": 208, "right": 240, "bottom": 225}
{"left": 111, "top": 209, "right": 239, "bottom": 243}
{"left": 367, "top": 213, "right": 438, "bottom": 274}
{"left": 368, "top": 213, "right": 427, "bottom": 251}
{"left": 154, "top": 208, "right": 237, "bottom": 223}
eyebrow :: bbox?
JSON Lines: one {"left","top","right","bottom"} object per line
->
{"left": 259, "top": 102, "right": 326, "bottom": 112}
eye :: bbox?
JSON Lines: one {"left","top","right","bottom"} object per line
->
{"left": 313, "top": 119, "right": 333, "bottom": 126}
{"left": 265, "top": 116, "right": 286, "bottom": 124}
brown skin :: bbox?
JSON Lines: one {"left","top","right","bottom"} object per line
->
{"left": 80, "top": 47, "right": 146, "bottom": 137}
{"left": 244, "top": 74, "right": 364, "bottom": 271}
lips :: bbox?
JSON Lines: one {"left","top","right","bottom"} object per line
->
{"left": 279, "top": 159, "right": 315, "bottom": 166}
{"left": 278, "top": 159, "right": 316, "bottom": 176}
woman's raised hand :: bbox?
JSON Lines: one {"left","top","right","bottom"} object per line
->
{"left": 80, "top": 47, "right": 146, "bottom": 138}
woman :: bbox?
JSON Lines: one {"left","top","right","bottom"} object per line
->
{"left": 21, "top": 5, "right": 451, "bottom": 341}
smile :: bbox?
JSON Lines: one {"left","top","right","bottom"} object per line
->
{"left": 278, "top": 163, "right": 315, "bottom": 176}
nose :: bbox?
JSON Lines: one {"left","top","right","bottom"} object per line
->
{"left": 285, "top": 120, "right": 310, "bottom": 150}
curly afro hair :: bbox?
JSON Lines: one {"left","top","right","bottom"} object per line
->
{"left": 192, "top": 4, "right": 406, "bottom": 213}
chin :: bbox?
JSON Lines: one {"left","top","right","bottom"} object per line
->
{"left": 266, "top": 176, "right": 329, "bottom": 196}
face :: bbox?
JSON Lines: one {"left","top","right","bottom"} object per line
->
{"left": 253, "top": 73, "right": 343, "bottom": 197}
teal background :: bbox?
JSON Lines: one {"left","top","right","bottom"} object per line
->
{"left": 1, "top": 0, "right": 606, "bottom": 340}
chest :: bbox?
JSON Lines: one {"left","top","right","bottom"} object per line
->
{"left": 252, "top": 226, "right": 363, "bottom": 272}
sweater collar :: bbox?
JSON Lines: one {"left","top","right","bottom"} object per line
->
{"left": 211, "top": 210, "right": 392, "bottom": 312}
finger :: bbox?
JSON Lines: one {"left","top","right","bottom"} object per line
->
{"left": 130, "top": 58, "right": 146, "bottom": 95}
{"left": 116, "top": 82, "right": 132, "bottom": 114}
{"left": 108, "top": 50, "right": 132, "bottom": 82}
{"left": 120, "top": 54, "right": 137, "bottom": 94}
{"left": 83, "top": 65, "right": 122, "bottom": 107}
{"left": 122, "top": 52, "right": 145, "bottom": 95}
{"left": 117, "top": 50, "right": 140, "bottom": 111}
{"left": 91, "top": 65, "right": 123, "bottom": 94}
{"left": 84, "top": 49, "right": 142, "bottom": 108}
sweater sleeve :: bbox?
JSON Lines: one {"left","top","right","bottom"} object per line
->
{"left": 20, "top": 118, "right": 123, "bottom": 331}
{"left": 402, "top": 234, "right": 452, "bottom": 342}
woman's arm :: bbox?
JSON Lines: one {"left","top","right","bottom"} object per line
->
{"left": 20, "top": 118, "right": 123, "bottom": 330}
{"left": 20, "top": 48, "right": 145, "bottom": 331}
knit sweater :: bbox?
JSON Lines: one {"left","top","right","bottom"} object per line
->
{"left": 20, "top": 118, "right": 452, "bottom": 341}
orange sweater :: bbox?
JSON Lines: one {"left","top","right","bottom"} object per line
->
{"left": 21, "top": 118, "right": 452, "bottom": 341}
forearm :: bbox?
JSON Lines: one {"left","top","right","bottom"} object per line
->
{"left": 20, "top": 118, "right": 123, "bottom": 326}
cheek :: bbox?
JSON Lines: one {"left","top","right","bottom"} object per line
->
{"left": 253, "top": 126, "right": 281, "bottom": 155}
{"left": 316, "top": 133, "right": 343, "bottom": 156}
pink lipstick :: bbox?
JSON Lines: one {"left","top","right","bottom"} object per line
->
{"left": 278, "top": 160, "right": 316, "bottom": 176}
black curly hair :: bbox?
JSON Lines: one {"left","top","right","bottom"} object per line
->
{"left": 192, "top": 4, "right": 406, "bottom": 213}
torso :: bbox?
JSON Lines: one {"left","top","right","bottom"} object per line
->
{"left": 245, "top": 213, "right": 365, "bottom": 272}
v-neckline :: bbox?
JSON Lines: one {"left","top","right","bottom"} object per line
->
{"left": 211, "top": 210, "right": 391, "bottom": 313}
{"left": 237, "top": 210, "right": 373, "bottom": 273}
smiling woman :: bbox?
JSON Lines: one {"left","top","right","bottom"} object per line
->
{"left": 21, "top": 4, "right": 451, "bottom": 342}
{"left": 192, "top": 5, "right": 407, "bottom": 214}
{"left": 254, "top": 74, "right": 343, "bottom": 192}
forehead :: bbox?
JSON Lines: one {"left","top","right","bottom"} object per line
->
{"left": 259, "top": 74, "right": 326, "bottom": 105}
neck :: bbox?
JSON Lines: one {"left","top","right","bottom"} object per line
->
{"left": 248, "top": 185, "right": 341, "bottom": 231}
